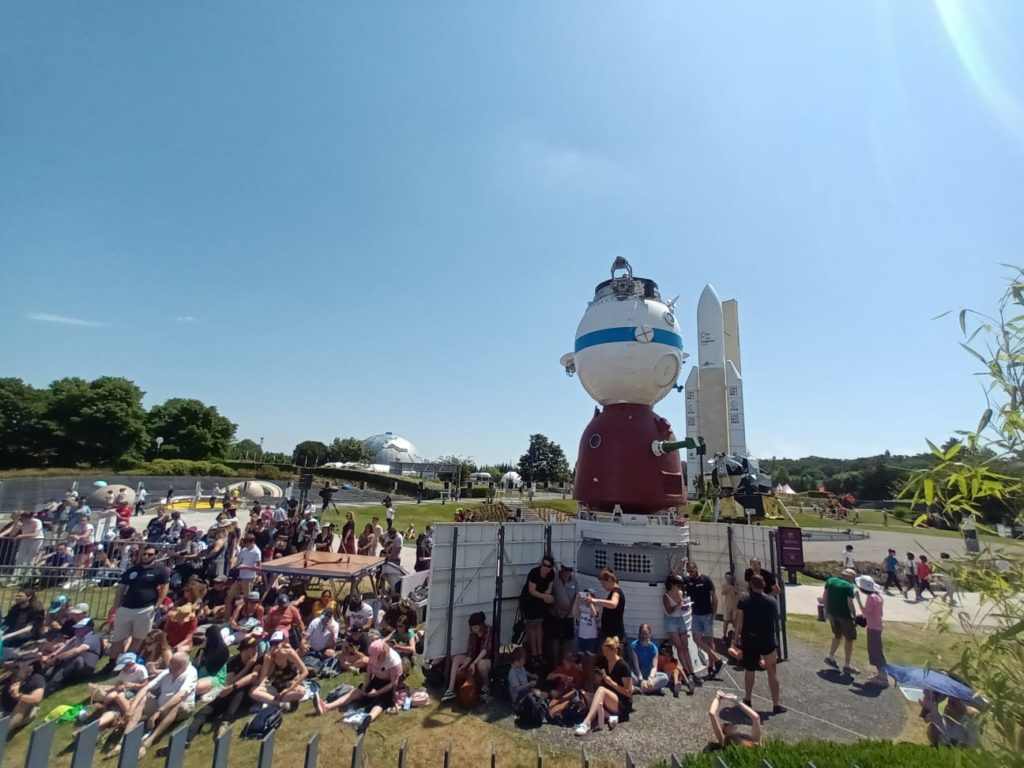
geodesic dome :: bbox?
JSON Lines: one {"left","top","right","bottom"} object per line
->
{"left": 499, "top": 471, "right": 523, "bottom": 489}
{"left": 362, "top": 432, "right": 424, "bottom": 465}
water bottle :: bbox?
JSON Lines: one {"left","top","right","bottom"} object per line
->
{"left": 403, "top": 695, "right": 411, "bottom": 711}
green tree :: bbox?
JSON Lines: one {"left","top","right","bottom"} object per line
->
{"left": 0, "top": 378, "right": 50, "bottom": 468}
{"left": 45, "top": 376, "right": 148, "bottom": 465}
{"left": 328, "top": 437, "right": 374, "bottom": 463}
{"left": 899, "top": 268, "right": 1024, "bottom": 764}
{"left": 228, "top": 438, "right": 261, "bottom": 460}
{"left": 293, "top": 440, "right": 330, "bottom": 466}
{"left": 438, "top": 455, "right": 477, "bottom": 484}
{"left": 517, "top": 434, "right": 570, "bottom": 484}
{"left": 147, "top": 398, "right": 236, "bottom": 461}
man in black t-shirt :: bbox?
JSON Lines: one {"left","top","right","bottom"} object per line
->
{"left": 109, "top": 546, "right": 170, "bottom": 661}
{"left": 684, "top": 562, "right": 723, "bottom": 677}
{"left": 1, "top": 592, "right": 45, "bottom": 655}
{"left": 732, "top": 574, "right": 784, "bottom": 714}
{"left": 1, "top": 655, "right": 45, "bottom": 734}
{"left": 743, "top": 559, "right": 779, "bottom": 597}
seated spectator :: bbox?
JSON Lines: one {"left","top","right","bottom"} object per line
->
{"left": 657, "top": 640, "right": 684, "bottom": 698}
{"left": 922, "top": 691, "right": 981, "bottom": 748}
{"left": 546, "top": 649, "right": 584, "bottom": 695}
{"left": 228, "top": 591, "right": 265, "bottom": 644}
{"left": 310, "top": 589, "right": 337, "bottom": 617}
{"left": 89, "top": 653, "right": 150, "bottom": 731}
{"left": 336, "top": 638, "right": 369, "bottom": 672}
{"left": 194, "top": 625, "right": 230, "bottom": 699}
{"left": 1, "top": 590, "right": 45, "bottom": 659}
{"left": 508, "top": 647, "right": 540, "bottom": 703}
{"left": 344, "top": 593, "right": 374, "bottom": 648}
{"left": 138, "top": 629, "right": 173, "bottom": 676}
{"left": 184, "top": 636, "right": 264, "bottom": 746}
{"left": 314, "top": 637, "right": 402, "bottom": 734}
{"left": 249, "top": 631, "right": 308, "bottom": 711}
{"left": 200, "top": 576, "right": 231, "bottom": 623}
{"left": 305, "top": 608, "right": 340, "bottom": 660}
{"left": 708, "top": 690, "right": 761, "bottom": 747}
{"left": 0, "top": 654, "right": 45, "bottom": 735}
{"left": 118, "top": 652, "right": 198, "bottom": 758}
{"left": 441, "top": 612, "right": 493, "bottom": 702}
{"left": 42, "top": 617, "right": 102, "bottom": 691}
{"left": 631, "top": 623, "right": 669, "bottom": 695}
{"left": 574, "top": 636, "right": 633, "bottom": 736}
{"left": 163, "top": 604, "right": 198, "bottom": 652}
{"left": 264, "top": 594, "right": 305, "bottom": 648}
{"left": 386, "top": 614, "right": 416, "bottom": 659}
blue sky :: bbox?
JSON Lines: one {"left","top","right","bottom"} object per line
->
{"left": 2, "top": 2, "right": 1023, "bottom": 465}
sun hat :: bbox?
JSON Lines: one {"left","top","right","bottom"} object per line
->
{"left": 841, "top": 568, "right": 857, "bottom": 578}
{"left": 113, "top": 653, "right": 137, "bottom": 671}
{"left": 855, "top": 575, "right": 878, "bottom": 593}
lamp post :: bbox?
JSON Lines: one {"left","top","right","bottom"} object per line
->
{"left": 259, "top": 437, "right": 264, "bottom": 461}
{"left": 155, "top": 436, "right": 164, "bottom": 455}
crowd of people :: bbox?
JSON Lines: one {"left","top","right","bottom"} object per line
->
{"left": 0, "top": 489, "right": 433, "bottom": 756}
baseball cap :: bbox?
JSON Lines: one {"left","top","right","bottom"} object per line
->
{"left": 73, "top": 617, "right": 93, "bottom": 629}
{"left": 269, "top": 631, "right": 286, "bottom": 644}
{"left": 841, "top": 568, "right": 857, "bottom": 578}
{"left": 276, "top": 593, "right": 290, "bottom": 606}
{"left": 113, "top": 653, "right": 137, "bottom": 671}
{"left": 71, "top": 602, "right": 90, "bottom": 614}
{"left": 48, "top": 595, "right": 68, "bottom": 614}
{"left": 247, "top": 591, "right": 261, "bottom": 601}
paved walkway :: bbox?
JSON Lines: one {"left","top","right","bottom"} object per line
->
{"left": 781, "top": 582, "right": 991, "bottom": 625}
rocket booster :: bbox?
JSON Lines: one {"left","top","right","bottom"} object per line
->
{"left": 696, "top": 285, "right": 725, "bottom": 368}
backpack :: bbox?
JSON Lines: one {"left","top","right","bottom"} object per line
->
{"left": 456, "top": 668, "right": 479, "bottom": 709}
{"left": 240, "top": 705, "right": 283, "bottom": 739}
{"left": 325, "top": 682, "right": 353, "bottom": 703}
{"left": 547, "top": 689, "right": 587, "bottom": 727}
{"left": 514, "top": 692, "right": 547, "bottom": 728}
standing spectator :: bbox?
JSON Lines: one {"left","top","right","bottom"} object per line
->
{"left": 13, "top": 511, "right": 44, "bottom": 571}
{"left": 574, "top": 591, "right": 601, "bottom": 692}
{"left": 414, "top": 526, "right": 433, "bottom": 572}
{"left": 938, "top": 552, "right": 958, "bottom": 606}
{"left": 842, "top": 545, "right": 856, "bottom": 570}
{"left": 316, "top": 522, "right": 337, "bottom": 553}
{"left": 146, "top": 507, "right": 171, "bottom": 543}
{"left": 371, "top": 517, "right": 384, "bottom": 550}
{"left": 385, "top": 503, "right": 395, "bottom": 532}
{"left": 588, "top": 569, "right": 626, "bottom": 648}
{"left": 109, "top": 545, "right": 170, "bottom": 661}
{"left": 685, "top": 561, "right": 724, "bottom": 678}
{"left": 134, "top": 485, "right": 147, "bottom": 517}
{"left": 882, "top": 548, "right": 900, "bottom": 594}
{"left": 662, "top": 574, "right": 696, "bottom": 694}
{"left": 822, "top": 568, "right": 860, "bottom": 675}
{"left": 521, "top": 555, "right": 555, "bottom": 667}
{"left": 166, "top": 510, "right": 185, "bottom": 544}
{"left": 916, "top": 555, "right": 936, "bottom": 600}
{"left": 341, "top": 513, "right": 356, "bottom": 554}
{"left": 720, "top": 572, "right": 739, "bottom": 641}
{"left": 227, "top": 534, "right": 262, "bottom": 612}
{"left": 357, "top": 523, "right": 376, "bottom": 556}
{"left": 318, "top": 483, "right": 334, "bottom": 513}
{"left": 856, "top": 575, "right": 887, "bottom": 686}
{"left": 630, "top": 623, "right": 669, "bottom": 694}
{"left": 743, "top": 559, "right": 779, "bottom": 597}
{"left": 901, "top": 552, "right": 918, "bottom": 599}
{"left": 732, "top": 574, "right": 784, "bottom": 713}
{"left": 550, "top": 562, "right": 578, "bottom": 661}
{"left": 166, "top": 486, "right": 175, "bottom": 506}
{"left": 384, "top": 529, "right": 403, "bottom": 565}
{"left": 210, "top": 484, "right": 222, "bottom": 509}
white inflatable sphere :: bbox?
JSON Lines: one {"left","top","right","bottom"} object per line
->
{"left": 574, "top": 293, "right": 683, "bottom": 406}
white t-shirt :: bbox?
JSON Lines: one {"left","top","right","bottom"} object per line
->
{"left": 152, "top": 665, "right": 199, "bottom": 707}
{"left": 138, "top": 489, "right": 147, "bottom": 503}
{"left": 842, "top": 551, "right": 855, "bottom": 569}
{"left": 19, "top": 517, "right": 43, "bottom": 539}
{"left": 385, "top": 506, "right": 395, "bottom": 522}
{"left": 577, "top": 603, "right": 601, "bottom": 640}
{"left": 904, "top": 558, "right": 916, "bottom": 577}
{"left": 118, "top": 664, "right": 149, "bottom": 686}
{"left": 236, "top": 545, "right": 262, "bottom": 579}
{"left": 346, "top": 603, "right": 373, "bottom": 631}
{"left": 306, "top": 616, "right": 340, "bottom": 652}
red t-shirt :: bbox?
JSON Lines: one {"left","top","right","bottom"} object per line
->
{"left": 164, "top": 616, "right": 197, "bottom": 647}
{"left": 264, "top": 605, "right": 302, "bottom": 632}
{"left": 917, "top": 561, "right": 931, "bottom": 580}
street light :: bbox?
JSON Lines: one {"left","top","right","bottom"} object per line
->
{"left": 155, "top": 436, "right": 164, "bottom": 455}
{"left": 259, "top": 437, "right": 264, "bottom": 461}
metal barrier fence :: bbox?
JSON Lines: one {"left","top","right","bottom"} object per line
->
{"left": 0, "top": 715, "right": 884, "bottom": 768}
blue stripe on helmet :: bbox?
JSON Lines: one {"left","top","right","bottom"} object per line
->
{"left": 575, "top": 327, "right": 684, "bottom": 353}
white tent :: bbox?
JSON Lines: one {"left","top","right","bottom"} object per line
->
{"left": 774, "top": 483, "right": 797, "bottom": 496}
{"left": 499, "top": 471, "right": 523, "bottom": 489}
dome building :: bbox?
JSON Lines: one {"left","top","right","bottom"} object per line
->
{"left": 362, "top": 432, "right": 425, "bottom": 465}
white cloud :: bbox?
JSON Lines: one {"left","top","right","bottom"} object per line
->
{"left": 27, "top": 313, "right": 105, "bottom": 327}
{"left": 495, "top": 128, "right": 627, "bottom": 198}
{"left": 174, "top": 316, "right": 199, "bottom": 323}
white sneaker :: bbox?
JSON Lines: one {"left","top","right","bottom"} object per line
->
{"left": 607, "top": 715, "right": 618, "bottom": 731}
{"left": 574, "top": 722, "right": 590, "bottom": 736}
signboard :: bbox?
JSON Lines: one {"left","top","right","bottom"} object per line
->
{"left": 776, "top": 526, "right": 805, "bottom": 569}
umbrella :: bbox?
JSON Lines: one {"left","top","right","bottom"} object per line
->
{"left": 92, "top": 480, "right": 108, "bottom": 488}
{"left": 886, "top": 664, "right": 977, "bottom": 701}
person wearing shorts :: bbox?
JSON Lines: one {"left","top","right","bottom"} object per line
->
{"left": 574, "top": 591, "right": 601, "bottom": 691}
{"left": 314, "top": 637, "right": 403, "bottom": 734}
{"left": 118, "top": 652, "right": 197, "bottom": 759}
{"left": 732, "top": 575, "right": 784, "bottom": 714}
{"left": 109, "top": 546, "right": 169, "bottom": 664}
{"left": 823, "top": 568, "right": 860, "bottom": 675}
{"left": 684, "top": 561, "right": 724, "bottom": 678}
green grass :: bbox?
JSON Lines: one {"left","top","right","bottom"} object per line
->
{"left": 671, "top": 740, "right": 979, "bottom": 767}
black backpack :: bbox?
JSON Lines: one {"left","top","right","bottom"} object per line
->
{"left": 514, "top": 693, "right": 548, "bottom": 729}
{"left": 240, "top": 705, "right": 283, "bottom": 739}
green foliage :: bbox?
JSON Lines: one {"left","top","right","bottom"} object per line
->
{"left": 146, "top": 398, "right": 236, "bottom": 460}
{"left": 671, "top": 739, "right": 977, "bottom": 767}
{"left": 761, "top": 453, "right": 935, "bottom": 498}
{"left": 293, "top": 440, "right": 329, "bottom": 466}
{"left": 437, "top": 454, "right": 477, "bottom": 483}
{"left": 0, "top": 378, "right": 50, "bottom": 467}
{"left": 227, "top": 438, "right": 261, "bottom": 460}
{"left": 518, "top": 434, "right": 570, "bottom": 483}
{"left": 46, "top": 376, "right": 149, "bottom": 466}
{"left": 328, "top": 436, "right": 374, "bottom": 463}
{"left": 115, "top": 458, "right": 237, "bottom": 476}
{"left": 899, "top": 267, "right": 1024, "bottom": 765}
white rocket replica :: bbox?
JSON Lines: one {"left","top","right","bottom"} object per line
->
{"left": 683, "top": 284, "right": 746, "bottom": 495}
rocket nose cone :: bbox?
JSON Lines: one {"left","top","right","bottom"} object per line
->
{"left": 698, "top": 284, "right": 722, "bottom": 309}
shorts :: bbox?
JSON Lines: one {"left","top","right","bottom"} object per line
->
{"left": 829, "top": 615, "right": 857, "bottom": 642}
{"left": 577, "top": 637, "right": 599, "bottom": 655}
{"left": 111, "top": 605, "right": 157, "bottom": 644}
{"left": 142, "top": 694, "right": 193, "bottom": 719}
{"left": 663, "top": 615, "right": 688, "bottom": 636}
{"left": 691, "top": 613, "right": 714, "bottom": 637}
{"left": 361, "top": 676, "right": 394, "bottom": 710}
{"left": 741, "top": 639, "right": 776, "bottom": 672}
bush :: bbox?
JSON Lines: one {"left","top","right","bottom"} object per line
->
{"left": 670, "top": 739, "right": 978, "bottom": 767}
